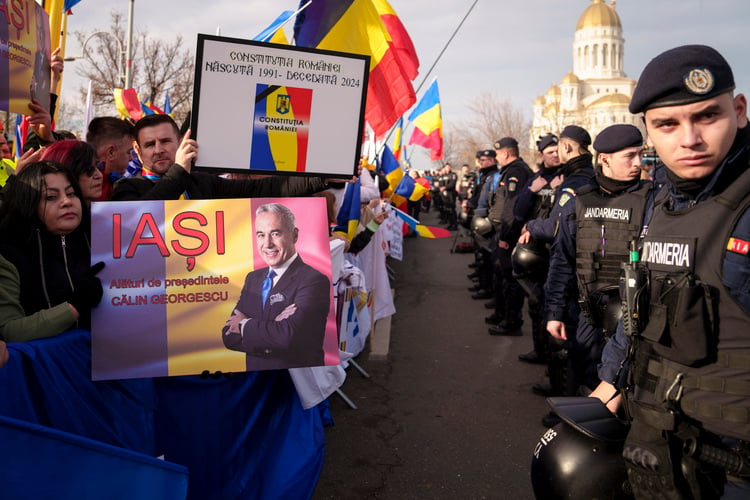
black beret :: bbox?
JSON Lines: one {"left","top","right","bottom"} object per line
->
{"left": 478, "top": 149, "right": 496, "bottom": 159}
{"left": 629, "top": 44, "right": 735, "bottom": 114}
{"left": 560, "top": 125, "right": 591, "bottom": 147}
{"left": 593, "top": 124, "right": 643, "bottom": 153}
{"left": 494, "top": 137, "right": 518, "bottom": 150}
{"left": 536, "top": 133, "right": 558, "bottom": 153}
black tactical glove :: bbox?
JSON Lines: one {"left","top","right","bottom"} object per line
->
{"left": 69, "top": 261, "right": 105, "bottom": 314}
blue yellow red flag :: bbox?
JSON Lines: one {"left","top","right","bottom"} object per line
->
{"left": 408, "top": 78, "right": 443, "bottom": 160}
{"left": 379, "top": 144, "right": 403, "bottom": 196}
{"left": 372, "top": 0, "right": 419, "bottom": 80}
{"left": 393, "top": 117, "right": 403, "bottom": 161}
{"left": 293, "top": 0, "right": 416, "bottom": 137}
{"left": 164, "top": 91, "right": 173, "bottom": 116}
{"left": 253, "top": 11, "right": 295, "bottom": 42}
{"left": 394, "top": 174, "right": 428, "bottom": 202}
{"left": 391, "top": 206, "right": 451, "bottom": 239}
{"left": 333, "top": 179, "right": 361, "bottom": 240}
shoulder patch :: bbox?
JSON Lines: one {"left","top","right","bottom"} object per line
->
{"left": 558, "top": 187, "right": 576, "bottom": 207}
{"left": 727, "top": 237, "right": 750, "bottom": 256}
{"left": 508, "top": 176, "right": 519, "bottom": 192}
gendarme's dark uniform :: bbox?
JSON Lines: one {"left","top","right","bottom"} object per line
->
{"left": 441, "top": 169, "right": 459, "bottom": 229}
{"left": 513, "top": 133, "right": 561, "bottom": 361}
{"left": 488, "top": 153, "right": 533, "bottom": 332}
{"left": 548, "top": 176, "right": 654, "bottom": 393}
{"left": 597, "top": 45, "right": 750, "bottom": 498}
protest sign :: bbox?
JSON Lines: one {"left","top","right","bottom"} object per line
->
{"left": 91, "top": 197, "right": 339, "bottom": 381}
{"left": 191, "top": 34, "right": 368, "bottom": 178}
{"left": 0, "top": 1, "right": 50, "bottom": 113}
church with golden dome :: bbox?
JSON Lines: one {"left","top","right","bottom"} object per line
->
{"left": 530, "top": 0, "right": 640, "bottom": 148}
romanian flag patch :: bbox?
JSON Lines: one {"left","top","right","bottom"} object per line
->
{"left": 727, "top": 237, "right": 750, "bottom": 256}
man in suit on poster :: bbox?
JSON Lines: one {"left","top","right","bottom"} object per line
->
{"left": 222, "top": 203, "right": 331, "bottom": 370}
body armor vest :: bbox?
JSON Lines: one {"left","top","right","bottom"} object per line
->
{"left": 489, "top": 160, "right": 531, "bottom": 224}
{"left": 531, "top": 180, "right": 556, "bottom": 221}
{"left": 629, "top": 166, "right": 750, "bottom": 441}
{"left": 574, "top": 182, "right": 651, "bottom": 294}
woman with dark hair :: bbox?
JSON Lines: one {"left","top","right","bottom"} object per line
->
{"left": 41, "top": 139, "right": 104, "bottom": 206}
{"left": 0, "top": 161, "right": 104, "bottom": 341}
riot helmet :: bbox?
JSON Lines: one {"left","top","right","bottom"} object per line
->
{"left": 471, "top": 216, "right": 493, "bottom": 236}
{"left": 512, "top": 241, "right": 550, "bottom": 281}
{"left": 531, "top": 397, "right": 632, "bottom": 499}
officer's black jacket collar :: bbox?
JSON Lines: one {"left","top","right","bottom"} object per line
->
{"left": 560, "top": 153, "right": 593, "bottom": 178}
{"left": 478, "top": 164, "right": 498, "bottom": 179}
{"left": 595, "top": 164, "right": 640, "bottom": 195}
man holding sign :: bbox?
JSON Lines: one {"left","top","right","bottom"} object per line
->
{"left": 111, "top": 115, "right": 330, "bottom": 201}
{"left": 222, "top": 203, "right": 330, "bottom": 371}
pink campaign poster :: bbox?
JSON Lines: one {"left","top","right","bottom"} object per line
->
{"left": 91, "top": 197, "right": 339, "bottom": 381}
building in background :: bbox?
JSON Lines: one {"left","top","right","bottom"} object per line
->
{"left": 530, "top": 0, "right": 641, "bottom": 147}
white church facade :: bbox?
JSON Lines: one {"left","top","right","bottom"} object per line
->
{"left": 530, "top": 0, "right": 642, "bottom": 147}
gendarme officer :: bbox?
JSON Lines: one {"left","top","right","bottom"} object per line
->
{"left": 546, "top": 123, "right": 656, "bottom": 397}
{"left": 591, "top": 45, "right": 750, "bottom": 498}
{"left": 487, "top": 137, "right": 533, "bottom": 335}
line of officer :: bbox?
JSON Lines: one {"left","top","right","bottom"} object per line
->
{"left": 439, "top": 164, "right": 459, "bottom": 230}
{"left": 546, "top": 124, "right": 656, "bottom": 401}
{"left": 485, "top": 137, "right": 533, "bottom": 335}
{"left": 519, "top": 126, "right": 596, "bottom": 399}
{"left": 458, "top": 163, "right": 476, "bottom": 203}
{"left": 511, "top": 133, "right": 561, "bottom": 364}
{"left": 589, "top": 45, "right": 750, "bottom": 498}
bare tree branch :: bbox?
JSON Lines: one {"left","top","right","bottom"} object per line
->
{"left": 60, "top": 10, "right": 193, "bottom": 132}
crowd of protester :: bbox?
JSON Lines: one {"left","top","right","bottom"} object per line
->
{"left": 0, "top": 67, "right": 391, "bottom": 347}
{"left": 1, "top": 42, "right": 749, "bottom": 498}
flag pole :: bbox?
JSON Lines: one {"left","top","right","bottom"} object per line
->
{"left": 377, "top": 0, "right": 479, "bottom": 157}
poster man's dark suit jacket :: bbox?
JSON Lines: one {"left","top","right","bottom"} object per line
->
{"left": 222, "top": 256, "right": 330, "bottom": 371}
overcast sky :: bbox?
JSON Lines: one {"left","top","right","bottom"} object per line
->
{"left": 61, "top": 0, "right": 749, "bottom": 137}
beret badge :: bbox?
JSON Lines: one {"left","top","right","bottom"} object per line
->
{"left": 684, "top": 68, "right": 714, "bottom": 95}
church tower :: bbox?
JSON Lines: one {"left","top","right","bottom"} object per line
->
{"left": 573, "top": 0, "right": 624, "bottom": 80}
{"left": 530, "top": 0, "right": 641, "bottom": 152}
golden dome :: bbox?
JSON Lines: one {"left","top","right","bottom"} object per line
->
{"left": 534, "top": 95, "right": 545, "bottom": 106}
{"left": 561, "top": 72, "right": 580, "bottom": 84}
{"left": 546, "top": 84, "right": 561, "bottom": 96}
{"left": 576, "top": 0, "right": 621, "bottom": 30}
{"left": 587, "top": 93, "right": 630, "bottom": 108}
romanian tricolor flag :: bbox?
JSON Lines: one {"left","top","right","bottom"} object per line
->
{"left": 250, "top": 84, "right": 312, "bottom": 172}
{"left": 408, "top": 78, "right": 443, "bottom": 161}
{"left": 293, "top": 0, "right": 416, "bottom": 137}
{"left": 253, "top": 10, "right": 295, "bottom": 42}
{"left": 15, "top": 114, "right": 28, "bottom": 159}
{"left": 164, "top": 91, "right": 173, "bottom": 117}
{"left": 373, "top": 0, "right": 419, "bottom": 81}
{"left": 391, "top": 206, "right": 451, "bottom": 239}
{"left": 394, "top": 174, "right": 428, "bottom": 202}
{"left": 393, "top": 117, "right": 403, "bottom": 161}
{"left": 142, "top": 97, "right": 165, "bottom": 115}
{"left": 332, "top": 179, "right": 361, "bottom": 240}
{"left": 64, "top": 0, "right": 82, "bottom": 11}
{"left": 270, "top": 28, "right": 289, "bottom": 45}
{"left": 379, "top": 144, "right": 403, "bottom": 197}
{"left": 114, "top": 88, "right": 143, "bottom": 121}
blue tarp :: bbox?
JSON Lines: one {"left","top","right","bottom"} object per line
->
{"left": 0, "top": 415, "right": 188, "bottom": 500}
{"left": 0, "top": 330, "right": 325, "bottom": 500}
